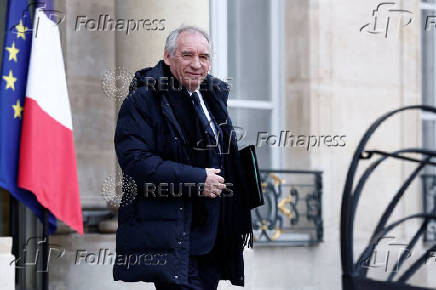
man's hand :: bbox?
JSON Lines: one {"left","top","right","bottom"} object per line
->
{"left": 203, "top": 168, "right": 226, "bottom": 198}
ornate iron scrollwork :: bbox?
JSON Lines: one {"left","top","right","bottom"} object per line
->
{"left": 252, "top": 169, "right": 323, "bottom": 246}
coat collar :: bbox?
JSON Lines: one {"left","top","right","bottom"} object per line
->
{"left": 133, "top": 60, "right": 230, "bottom": 106}
{"left": 132, "top": 60, "right": 233, "bottom": 145}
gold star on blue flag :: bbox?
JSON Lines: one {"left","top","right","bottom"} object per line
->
{"left": 5, "top": 42, "right": 19, "bottom": 62}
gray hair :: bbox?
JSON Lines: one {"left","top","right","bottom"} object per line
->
{"left": 164, "top": 25, "right": 212, "bottom": 57}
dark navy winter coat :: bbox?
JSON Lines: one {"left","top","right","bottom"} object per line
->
{"left": 112, "top": 60, "right": 246, "bottom": 286}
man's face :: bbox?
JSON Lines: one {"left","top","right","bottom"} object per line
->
{"left": 164, "top": 31, "right": 211, "bottom": 92}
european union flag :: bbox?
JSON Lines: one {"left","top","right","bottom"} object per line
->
{"left": 0, "top": 0, "right": 57, "bottom": 233}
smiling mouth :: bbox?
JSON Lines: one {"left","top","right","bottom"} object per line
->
{"left": 186, "top": 72, "right": 202, "bottom": 77}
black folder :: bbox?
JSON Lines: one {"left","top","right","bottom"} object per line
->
{"left": 238, "top": 145, "right": 265, "bottom": 209}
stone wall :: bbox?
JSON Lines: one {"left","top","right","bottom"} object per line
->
{"left": 282, "top": 0, "right": 426, "bottom": 288}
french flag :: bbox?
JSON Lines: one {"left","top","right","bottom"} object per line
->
{"left": 18, "top": 6, "right": 84, "bottom": 235}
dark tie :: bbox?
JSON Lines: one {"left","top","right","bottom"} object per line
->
{"left": 190, "top": 91, "right": 222, "bottom": 151}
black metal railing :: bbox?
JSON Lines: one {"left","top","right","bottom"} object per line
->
{"left": 340, "top": 105, "right": 436, "bottom": 290}
{"left": 421, "top": 174, "right": 436, "bottom": 243}
{"left": 252, "top": 169, "right": 323, "bottom": 246}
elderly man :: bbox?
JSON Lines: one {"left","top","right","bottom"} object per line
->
{"left": 113, "top": 26, "right": 253, "bottom": 289}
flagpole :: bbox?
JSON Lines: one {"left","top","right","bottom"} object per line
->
{"left": 42, "top": 208, "right": 49, "bottom": 290}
